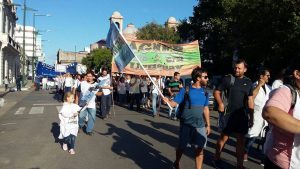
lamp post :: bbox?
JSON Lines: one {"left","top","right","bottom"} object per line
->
{"left": 32, "top": 13, "right": 50, "bottom": 82}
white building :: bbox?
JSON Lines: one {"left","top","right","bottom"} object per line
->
{"left": 14, "top": 24, "right": 44, "bottom": 76}
{"left": 0, "top": 0, "right": 21, "bottom": 85}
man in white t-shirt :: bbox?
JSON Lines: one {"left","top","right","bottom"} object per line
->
{"left": 98, "top": 68, "right": 113, "bottom": 119}
{"left": 77, "top": 71, "right": 101, "bottom": 136}
{"left": 64, "top": 73, "right": 73, "bottom": 93}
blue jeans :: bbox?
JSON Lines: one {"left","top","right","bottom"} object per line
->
{"left": 152, "top": 93, "right": 161, "bottom": 115}
{"left": 101, "top": 94, "right": 112, "bottom": 117}
{"left": 64, "top": 87, "right": 71, "bottom": 93}
{"left": 64, "top": 134, "right": 76, "bottom": 149}
{"left": 245, "top": 137, "right": 257, "bottom": 153}
{"left": 169, "top": 104, "right": 179, "bottom": 117}
{"left": 152, "top": 93, "right": 158, "bottom": 115}
{"left": 79, "top": 108, "right": 96, "bottom": 133}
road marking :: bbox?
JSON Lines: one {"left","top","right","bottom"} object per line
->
{"left": 14, "top": 107, "right": 26, "bottom": 115}
{"left": 1, "top": 122, "right": 17, "bottom": 126}
{"left": 29, "top": 107, "right": 44, "bottom": 114}
{"left": 56, "top": 106, "right": 62, "bottom": 113}
{"left": 33, "top": 103, "right": 63, "bottom": 106}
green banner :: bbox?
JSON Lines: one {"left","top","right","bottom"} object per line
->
{"left": 112, "top": 40, "right": 201, "bottom": 76}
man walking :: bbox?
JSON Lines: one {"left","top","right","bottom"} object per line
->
{"left": 4, "top": 76, "right": 9, "bottom": 91}
{"left": 98, "top": 68, "right": 113, "bottom": 119}
{"left": 129, "top": 75, "right": 141, "bottom": 111}
{"left": 77, "top": 71, "right": 101, "bottom": 135}
{"left": 16, "top": 76, "right": 21, "bottom": 91}
{"left": 163, "top": 67, "right": 211, "bottom": 169}
{"left": 213, "top": 59, "right": 254, "bottom": 169}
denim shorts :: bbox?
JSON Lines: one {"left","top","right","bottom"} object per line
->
{"left": 178, "top": 124, "right": 207, "bottom": 150}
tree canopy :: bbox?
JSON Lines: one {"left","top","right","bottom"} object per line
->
{"left": 136, "top": 22, "right": 181, "bottom": 44}
{"left": 81, "top": 48, "right": 112, "bottom": 73}
{"left": 178, "top": 0, "right": 300, "bottom": 76}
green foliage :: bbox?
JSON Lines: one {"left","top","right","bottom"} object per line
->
{"left": 178, "top": 0, "right": 300, "bottom": 75}
{"left": 136, "top": 22, "right": 180, "bottom": 44}
{"left": 82, "top": 48, "right": 112, "bottom": 73}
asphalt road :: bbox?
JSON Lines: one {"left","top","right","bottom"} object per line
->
{"left": 0, "top": 89, "right": 263, "bottom": 169}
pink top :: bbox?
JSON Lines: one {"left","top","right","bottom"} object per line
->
{"left": 265, "top": 87, "right": 293, "bottom": 169}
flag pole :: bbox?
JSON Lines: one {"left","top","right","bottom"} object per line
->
{"left": 110, "top": 22, "right": 171, "bottom": 109}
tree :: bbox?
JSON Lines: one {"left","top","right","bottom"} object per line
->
{"left": 82, "top": 48, "right": 112, "bottom": 73}
{"left": 178, "top": 0, "right": 300, "bottom": 76}
{"left": 136, "top": 22, "right": 180, "bottom": 44}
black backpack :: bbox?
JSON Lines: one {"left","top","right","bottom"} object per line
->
{"left": 213, "top": 74, "right": 235, "bottom": 111}
{"left": 286, "top": 84, "right": 298, "bottom": 109}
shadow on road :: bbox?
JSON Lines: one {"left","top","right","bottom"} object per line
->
{"left": 98, "top": 123, "right": 174, "bottom": 169}
{"left": 145, "top": 119, "right": 179, "bottom": 136}
{"left": 51, "top": 122, "right": 60, "bottom": 143}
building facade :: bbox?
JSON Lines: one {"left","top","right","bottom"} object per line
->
{"left": 57, "top": 49, "right": 89, "bottom": 64}
{"left": 14, "top": 24, "right": 44, "bottom": 76}
{"left": 0, "top": 0, "right": 21, "bottom": 85}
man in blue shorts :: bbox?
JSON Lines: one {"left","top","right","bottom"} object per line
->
{"left": 163, "top": 67, "right": 211, "bottom": 169}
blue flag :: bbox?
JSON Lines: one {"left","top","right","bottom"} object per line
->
{"left": 66, "top": 62, "right": 78, "bottom": 74}
{"left": 36, "top": 62, "right": 59, "bottom": 77}
{"left": 106, "top": 22, "right": 135, "bottom": 72}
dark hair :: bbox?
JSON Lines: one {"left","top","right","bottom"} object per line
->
{"left": 191, "top": 66, "right": 208, "bottom": 82}
{"left": 257, "top": 67, "right": 270, "bottom": 79}
{"left": 174, "top": 72, "right": 180, "bottom": 77}
{"left": 235, "top": 58, "right": 248, "bottom": 68}
{"left": 102, "top": 67, "right": 108, "bottom": 72}
{"left": 284, "top": 56, "right": 300, "bottom": 86}
{"left": 86, "top": 70, "right": 95, "bottom": 77}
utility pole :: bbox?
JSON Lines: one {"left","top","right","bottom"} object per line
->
{"left": 22, "top": 0, "right": 26, "bottom": 85}
{"left": 75, "top": 45, "right": 77, "bottom": 62}
{"left": 32, "top": 12, "right": 35, "bottom": 82}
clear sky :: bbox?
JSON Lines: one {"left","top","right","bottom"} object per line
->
{"left": 13, "top": 0, "right": 198, "bottom": 65}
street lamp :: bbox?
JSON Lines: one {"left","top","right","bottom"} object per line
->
{"left": 32, "top": 13, "right": 50, "bottom": 82}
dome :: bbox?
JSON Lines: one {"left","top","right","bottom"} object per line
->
{"left": 167, "top": 17, "right": 177, "bottom": 23}
{"left": 123, "top": 24, "right": 138, "bottom": 35}
{"left": 123, "top": 24, "right": 137, "bottom": 39}
{"left": 112, "top": 11, "right": 122, "bottom": 17}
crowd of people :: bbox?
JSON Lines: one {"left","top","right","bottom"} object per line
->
{"left": 39, "top": 57, "right": 300, "bottom": 169}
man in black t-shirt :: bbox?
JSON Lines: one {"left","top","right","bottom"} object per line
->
{"left": 213, "top": 59, "right": 254, "bottom": 169}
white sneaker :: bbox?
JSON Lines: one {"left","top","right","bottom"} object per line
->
{"left": 62, "top": 144, "right": 68, "bottom": 151}
{"left": 69, "top": 149, "right": 75, "bottom": 155}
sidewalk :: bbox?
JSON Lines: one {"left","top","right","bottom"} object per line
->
{"left": 0, "top": 81, "right": 34, "bottom": 117}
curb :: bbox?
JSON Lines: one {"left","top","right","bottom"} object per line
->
{"left": 0, "top": 87, "right": 34, "bottom": 117}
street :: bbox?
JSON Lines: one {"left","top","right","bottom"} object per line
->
{"left": 0, "top": 89, "right": 263, "bottom": 169}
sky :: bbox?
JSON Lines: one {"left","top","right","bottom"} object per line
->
{"left": 13, "top": 0, "right": 198, "bottom": 65}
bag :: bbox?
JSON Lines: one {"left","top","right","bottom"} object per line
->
{"left": 213, "top": 74, "right": 235, "bottom": 111}
{"left": 214, "top": 75, "right": 235, "bottom": 131}
{"left": 286, "top": 84, "right": 297, "bottom": 109}
{"left": 177, "top": 86, "right": 190, "bottom": 119}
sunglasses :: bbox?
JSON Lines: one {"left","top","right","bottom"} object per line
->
{"left": 201, "top": 76, "right": 209, "bottom": 79}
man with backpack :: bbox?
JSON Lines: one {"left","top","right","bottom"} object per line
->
{"left": 262, "top": 56, "right": 300, "bottom": 169}
{"left": 213, "top": 59, "right": 254, "bottom": 169}
{"left": 163, "top": 67, "right": 211, "bottom": 169}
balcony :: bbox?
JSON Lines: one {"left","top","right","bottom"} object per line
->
{"left": 1, "top": 33, "right": 21, "bottom": 54}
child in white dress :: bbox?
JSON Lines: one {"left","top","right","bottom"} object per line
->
{"left": 58, "top": 92, "right": 81, "bottom": 155}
